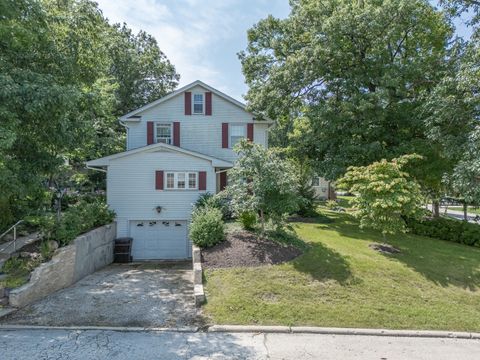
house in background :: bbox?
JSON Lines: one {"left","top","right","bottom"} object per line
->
{"left": 312, "top": 176, "right": 336, "bottom": 200}
{"left": 87, "top": 80, "right": 273, "bottom": 260}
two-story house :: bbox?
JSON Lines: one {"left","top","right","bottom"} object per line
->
{"left": 86, "top": 80, "right": 272, "bottom": 260}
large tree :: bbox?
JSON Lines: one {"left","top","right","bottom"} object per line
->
{"left": 425, "top": 0, "right": 480, "bottom": 215}
{"left": 0, "top": 0, "right": 179, "bottom": 228}
{"left": 240, "top": 0, "right": 453, "bottom": 202}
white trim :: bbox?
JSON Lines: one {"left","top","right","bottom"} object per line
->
{"left": 229, "top": 123, "right": 247, "bottom": 149}
{"left": 118, "top": 80, "right": 274, "bottom": 124}
{"left": 155, "top": 122, "right": 173, "bottom": 144}
{"left": 192, "top": 93, "right": 204, "bottom": 115}
{"left": 165, "top": 171, "right": 198, "bottom": 190}
{"left": 86, "top": 142, "right": 233, "bottom": 168}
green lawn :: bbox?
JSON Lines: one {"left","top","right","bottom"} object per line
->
{"left": 203, "top": 209, "right": 480, "bottom": 331}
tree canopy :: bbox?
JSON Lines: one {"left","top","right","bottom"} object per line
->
{"left": 240, "top": 0, "right": 453, "bottom": 191}
{"left": 0, "top": 0, "right": 179, "bottom": 228}
{"left": 239, "top": 0, "right": 480, "bottom": 214}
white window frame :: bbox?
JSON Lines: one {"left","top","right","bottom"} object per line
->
{"left": 312, "top": 177, "right": 320, "bottom": 187}
{"left": 229, "top": 123, "right": 247, "bottom": 148}
{"left": 155, "top": 123, "right": 172, "bottom": 144}
{"left": 165, "top": 171, "right": 198, "bottom": 190}
{"left": 192, "top": 93, "right": 204, "bottom": 114}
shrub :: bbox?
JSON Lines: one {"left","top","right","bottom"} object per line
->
{"left": 194, "top": 192, "right": 214, "bottom": 209}
{"left": 189, "top": 207, "right": 225, "bottom": 248}
{"left": 239, "top": 211, "right": 257, "bottom": 230}
{"left": 406, "top": 216, "right": 480, "bottom": 247}
{"left": 194, "top": 192, "right": 232, "bottom": 220}
{"left": 32, "top": 198, "right": 115, "bottom": 246}
{"left": 0, "top": 197, "right": 14, "bottom": 232}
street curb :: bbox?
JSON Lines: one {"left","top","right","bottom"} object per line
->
{"left": 208, "top": 325, "right": 480, "bottom": 339}
{"left": 1, "top": 324, "right": 479, "bottom": 339}
{"left": 0, "top": 324, "right": 200, "bottom": 333}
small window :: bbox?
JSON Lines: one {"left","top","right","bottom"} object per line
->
{"left": 164, "top": 172, "right": 198, "bottom": 190}
{"left": 166, "top": 173, "right": 175, "bottom": 189}
{"left": 312, "top": 177, "right": 320, "bottom": 187}
{"left": 156, "top": 123, "right": 172, "bottom": 144}
{"left": 230, "top": 124, "right": 246, "bottom": 148}
{"left": 193, "top": 94, "right": 204, "bottom": 114}
{"left": 177, "top": 172, "right": 186, "bottom": 189}
{"left": 188, "top": 173, "right": 197, "bottom": 189}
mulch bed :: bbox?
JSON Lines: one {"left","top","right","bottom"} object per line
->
{"left": 201, "top": 230, "right": 303, "bottom": 269}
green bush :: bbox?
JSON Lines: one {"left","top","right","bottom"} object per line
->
{"left": 0, "top": 198, "right": 14, "bottom": 232}
{"left": 32, "top": 198, "right": 115, "bottom": 246}
{"left": 189, "top": 207, "right": 225, "bottom": 248}
{"left": 406, "top": 217, "right": 480, "bottom": 247}
{"left": 239, "top": 211, "right": 257, "bottom": 230}
{"left": 194, "top": 192, "right": 232, "bottom": 220}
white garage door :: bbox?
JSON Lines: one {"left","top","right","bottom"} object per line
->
{"left": 130, "top": 220, "right": 189, "bottom": 260}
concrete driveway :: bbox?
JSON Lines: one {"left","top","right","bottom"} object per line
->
{"left": 0, "top": 262, "right": 199, "bottom": 328}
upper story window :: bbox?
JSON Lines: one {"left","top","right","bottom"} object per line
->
{"left": 165, "top": 172, "right": 198, "bottom": 190}
{"left": 193, "top": 93, "right": 204, "bottom": 114}
{"left": 156, "top": 123, "right": 172, "bottom": 144}
{"left": 230, "top": 124, "right": 246, "bottom": 148}
{"left": 312, "top": 177, "right": 320, "bottom": 187}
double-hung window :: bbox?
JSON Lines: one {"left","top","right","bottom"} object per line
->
{"left": 230, "top": 124, "right": 246, "bottom": 148}
{"left": 155, "top": 123, "right": 172, "bottom": 144}
{"left": 193, "top": 94, "right": 204, "bottom": 114}
{"left": 165, "top": 172, "right": 198, "bottom": 190}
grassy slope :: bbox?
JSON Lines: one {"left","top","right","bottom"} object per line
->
{"left": 203, "top": 210, "right": 480, "bottom": 331}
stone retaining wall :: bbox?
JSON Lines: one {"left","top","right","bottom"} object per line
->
{"left": 192, "top": 245, "right": 205, "bottom": 307}
{"left": 8, "top": 223, "right": 116, "bottom": 308}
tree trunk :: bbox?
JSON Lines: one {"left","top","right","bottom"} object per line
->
{"left": 260, "top": 209, "right": 265, "bottom": 233}
{"left": 432, "top": 200, "right": 440, "bottom": 218}
{"left": 463, "top": 203, "right": 468, "bottom": 221}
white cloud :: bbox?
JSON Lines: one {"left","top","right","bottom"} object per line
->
{"left": 95, "top": 0, "right": 290, "bottom": 100}
{"left": 96, "top": 0, "right": 235, "bottom": 94}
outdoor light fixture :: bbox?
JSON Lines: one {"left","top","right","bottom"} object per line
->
{"left": 155, "top": 206, "right": 162, "bottom": 213}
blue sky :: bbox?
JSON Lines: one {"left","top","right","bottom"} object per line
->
{"left": 96, "top": 0, "right": 472, "bottom": 102}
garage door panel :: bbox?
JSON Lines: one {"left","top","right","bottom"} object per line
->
{"left": 130, "top": 220, "right": 188, "bottom": 260}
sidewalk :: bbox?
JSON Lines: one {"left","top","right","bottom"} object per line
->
{"left": 426, "top": 205, "right": 479, "bottom": 224}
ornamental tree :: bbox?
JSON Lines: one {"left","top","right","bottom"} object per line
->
{"left": 337, "top": 154, "right": 424, "bottom": 236}
{"left": 226, "top": 140, "right": 299, "bottom": 231}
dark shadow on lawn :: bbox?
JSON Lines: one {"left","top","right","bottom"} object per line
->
{"left": 317, "top": 211, "right": 480, "bottom": 291}
{"left": 291, "top": 241, "right": 354, "bottom": 285}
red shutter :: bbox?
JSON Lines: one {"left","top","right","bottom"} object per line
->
{"left": 219, "top": 171, "right": 227, "bottom": 191}
{"left": 247, "top": 123, "right": 254, "bottom": 142}
{"left": 199, "top": 171, "right": 207, "bottom": 190}
{"left": 205, "top": 92, "right": 212, "bottom": 115}
{"left": 173, "top": 122, "right": 180, "bottom": 146}
{"left": 222, "top": 123, "right": 229, "bottom": 148}
{"left": 155, "top": 171, "right": 164, "bottom": 190}
{"left": 147, "top": 122, "right": 154, "bottom": 145}
{"left": 185, "top": 92, "right": 192, "bottom": 115}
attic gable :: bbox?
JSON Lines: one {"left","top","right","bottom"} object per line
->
{"left": 120, "top": 80, "right": 254, "bottom": 121}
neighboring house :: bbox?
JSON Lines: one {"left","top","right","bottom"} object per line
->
{"left": 312, "top": 176, "right": 335, "bottom": 200}
{"left": 87, "top": 80, "right": 273, "bottom": 260}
